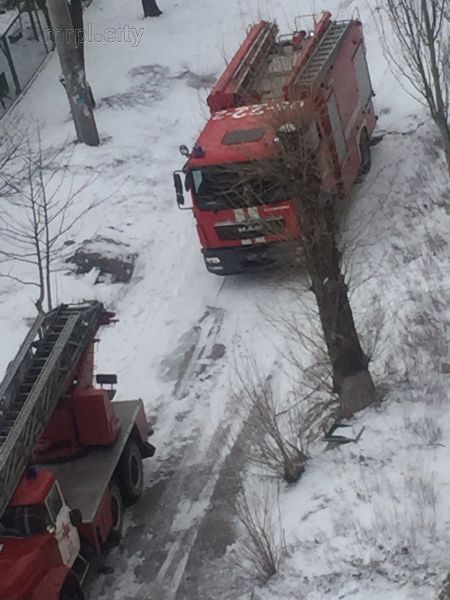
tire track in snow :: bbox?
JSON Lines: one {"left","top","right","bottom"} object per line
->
{"left": 145, "top": 424, "right": 235, "bottom": 599}
{"left": 170, "top": 306, "right": 226, "bottom": 400}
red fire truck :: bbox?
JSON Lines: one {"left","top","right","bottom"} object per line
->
{"left": 0, "top": 302, "right": 155, "bottom": 600}
{"left": 174, "top": 12, "right": 376, "bottom": 274}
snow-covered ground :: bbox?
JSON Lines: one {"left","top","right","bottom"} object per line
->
{"left": 0, "top": 0, "right": 449, "bottom": 598}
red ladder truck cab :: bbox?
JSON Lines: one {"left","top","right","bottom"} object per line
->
{"left": 0, "top": 302, "right": 155, "bottom": 600}
{"left": 174, "top": 12, "right": 376, "bottom": 275}
{"left": 0, "top": 471, "right": 82, "bottom": 600}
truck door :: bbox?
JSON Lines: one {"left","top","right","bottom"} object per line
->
{"left": 46, "top": 483, "right": 80, "bottom": 568}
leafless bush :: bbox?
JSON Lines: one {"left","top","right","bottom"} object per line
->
{"left": 403, "top": 414, "right": 443, "bottom": 446}
{"left": 232, "top": 481, "right": 287, "bottom": 584}
{"left": 266, "top": 295, "right": 332, "bottom": 394}
{"left": 263, "top": 297, "right": 343, "bottom": 440}
{"left": 234, "top": 361, "right": 308, "bottom": 484}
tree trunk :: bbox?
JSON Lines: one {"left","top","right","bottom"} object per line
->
{"left": 421, "top": 0, "right": 450, "bottom": 177}
{"left": 30, "top": 197, "right": 46, "bottom": 315}
{"left": 46, "top": 0, "right": 99, "bottom": 146}
{"left": 437, "top": 117, "right": 450, "bottom": 177}
{"left": 297, "top": 188, "right": 376, "bottom": 418}
{"left": 68, "top": 0, "right": 84, "bottom": 70}
{"left": 142, "top": 0, "right": 162, "bottom": 17}
{"left": 310, "top": 266, "right": 376, "bottom": 417}
{"left": 68, "top": 0, "right": 95, "bottom": 107}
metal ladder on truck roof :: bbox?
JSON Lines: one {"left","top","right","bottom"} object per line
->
{"left": 294, "top": 21, "right": 349, "bottom": 93}
{"left": 0, "top": 301, "right": 108, "bottom": 518}
{"left": 207, "top": 21, "right": 278, "bottom": 112}
{"left": 234, "top": 23, "right": 276, "bottom": 103}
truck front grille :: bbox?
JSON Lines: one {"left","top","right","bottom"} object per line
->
{"left": 215, "top": 217, "right": 285, "bottom": 241}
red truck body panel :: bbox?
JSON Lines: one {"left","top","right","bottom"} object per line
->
{"left": 31, "top": 566, "right": 72, "bottom": 600}
{"left": 0, "top": 534, "right": 62, "bottom": 600}
{"left": 78, "top": 486, "right": 114, "bottom": 553}
{"left": 10, "top": 471, "right": 54, "bottom": 507}
{"left": 73, "top": 388, "right": 120, "bottom": 446}
{"left": 189, "top": 100, "right": 314, "bottom": 168}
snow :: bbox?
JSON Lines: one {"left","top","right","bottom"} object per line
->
{"left": 0, "top": 0, "right": 449, "bottom": 598}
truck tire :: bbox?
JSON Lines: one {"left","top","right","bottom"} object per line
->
{"left": 107, "top": 482, "right": 123, "bottom": 546}
{"left": 359, "top": 128, "right": 371, "bottom": 174}
{"left": 118, "top": 438, "right": 144, "bottom": 504}
{"left": 60, "top": 576, "right": 84, "bottom": 600}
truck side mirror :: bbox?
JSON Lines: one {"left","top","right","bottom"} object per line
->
{"left": 173, "top": 171, "right": 184, "bottom": 205}
{"left": 69, "top": 508, "right": 83, "bottom": 527}
{"left": 173, "top": 171, "right": 190, "bottom": 210}
{"left": 184, "top": 171, "right": 192, "bottom": 192}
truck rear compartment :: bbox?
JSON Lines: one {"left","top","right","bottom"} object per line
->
{"left": 42, "top": 400, "right": 141, "bottom": 524}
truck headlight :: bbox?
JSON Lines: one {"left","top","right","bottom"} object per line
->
{"left": 206, "top": 257, "right": 221, "bottom": 264}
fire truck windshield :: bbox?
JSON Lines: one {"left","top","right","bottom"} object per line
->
{"left": 191, "top": 164, "right": 286, "bottom": 211}
{"left": 0, "top": 503, "right": 51, "bottom": 537}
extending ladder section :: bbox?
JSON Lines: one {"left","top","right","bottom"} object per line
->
{"left": 233, "top": 23, "right": 277, "bottom": 103}
{"left": 290, "top": 21, "right": 349, "bottom": 95}
{"left": 207, "top": 21, "right": 278, "bottom": 113}
{"left": 0, "top": 301, "right": 108, "bottom": 517}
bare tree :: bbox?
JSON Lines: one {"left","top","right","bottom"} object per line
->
{"left": 0, "top": 130, "right": 103, "bottom": 313}
{"left": 373, "top": 0, "right": 450, "bottom": 174}
{"left": 227, "top": 105, "right": 376, "bottom": 418}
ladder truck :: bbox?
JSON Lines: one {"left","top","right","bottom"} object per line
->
{"left": 173, "top": 12, "right": 376, "bottom": 275}
{"left": 0, "top": 302, "right": 155, "bottom": 600}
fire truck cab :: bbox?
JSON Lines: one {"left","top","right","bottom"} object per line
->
{"left": 174, "top": 12, "right": 376, "bottom": 274}
{"left": 0, "top": 472, "right": 82, "bottom": 600}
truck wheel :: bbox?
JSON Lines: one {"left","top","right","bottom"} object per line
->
{"left": 359, "top": 129, "right": 371, "bottom": 174}
{"left": 60, "top": 577, "right": 84, "bottom": 600}
{"left": 107, "top": 482, "right": 123, "bottom": 546}
{"left": 118, "top": 439, "right": 144, "bottom": 504}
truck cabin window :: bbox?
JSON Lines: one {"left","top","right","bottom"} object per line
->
{"left": 46, "top": 484, "right": 64, "bottom": 522}
{"left": 191, "top": 164, "right": 287, "bottom": 211}
{"left": 0, "top": 503, "right": 51, "bottom": 537}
